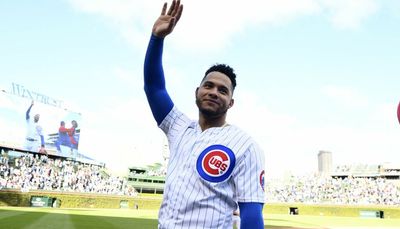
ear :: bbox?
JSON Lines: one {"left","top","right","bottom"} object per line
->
{"left": 195, "top": 87, "right": 199, "bottom": 96}
{"left": 228, "top": 98, "right": 234, "bottom": 109}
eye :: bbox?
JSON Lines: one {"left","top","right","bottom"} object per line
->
{"left": 219, "top": 88, "right": 228, "bottom": 95}
{"left": 203, "top": 82, "right": 213, "bottom": 89}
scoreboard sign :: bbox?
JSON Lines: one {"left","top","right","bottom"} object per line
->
{"left": 0, "top": 90, "right": 81, "bottom": 158}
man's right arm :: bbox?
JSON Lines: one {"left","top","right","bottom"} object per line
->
{"left": 144, "top": 0, "right": 183, "bottom": 125}
{"left": 26, "top": 102, "right": 33, "bottom": 120}
{"left": 143, "top": 35, "right": 174, "bottom": 125}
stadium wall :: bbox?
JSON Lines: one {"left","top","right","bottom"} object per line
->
{"left": 1, "top": 190, "right": 400, "bottom": 219}
{"left": 0, "top": 189, "right": 162, "bottom": 210}
{"left": 264, "top": 203, "right": 400, "bottom": 219}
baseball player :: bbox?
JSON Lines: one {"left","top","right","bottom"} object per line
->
{"left": 25, "top": 101, "right": 46, "bottom": 153}
{"left": 144, "top": 1, "right": 265, "bottom": 228}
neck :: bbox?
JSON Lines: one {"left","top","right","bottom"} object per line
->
{"left": 198, "top": 113, "right": 227, "bottom": 131}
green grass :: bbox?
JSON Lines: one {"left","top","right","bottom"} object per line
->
{"left": 1, "top": 207, "right": 400, "bottom": 228}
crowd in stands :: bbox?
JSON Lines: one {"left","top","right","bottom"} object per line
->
{"left": 0, "top": 153, "right": 136, "bottom": 196}
{"left": 2, "top": 152, "right": 400, "bottom": 206}
{"left": 265, "top": 174, "right": 400, "bottom": 206}
{"left": 146, "top": 168, "right": 167, "bottom": 177}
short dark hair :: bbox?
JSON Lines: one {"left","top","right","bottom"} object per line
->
{"left": 204, "top": 64, "right": 237, "bottom": 91}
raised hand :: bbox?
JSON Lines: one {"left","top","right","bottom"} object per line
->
{"left": 152, "top": 0, "right": 183, "bottom": 38}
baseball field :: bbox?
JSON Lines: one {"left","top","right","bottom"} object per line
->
{"left": 1, "top": 206, "right": 399, "bottom": 228}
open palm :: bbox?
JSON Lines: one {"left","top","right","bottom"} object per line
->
{"left": 152, "top": 0, "right": 183, "bottom": 38}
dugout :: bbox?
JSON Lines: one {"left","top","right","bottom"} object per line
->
{"left": 120, "top": 200, "right": 129, "bottom": 209}
{"left": 52, "top": 198, "right": 61, "bottom": 208}
{"left": 289, "top": 207, "right": 299, "bottom": 215}
{"left": 359, "top": 210, "right": 384, "bottom": 219}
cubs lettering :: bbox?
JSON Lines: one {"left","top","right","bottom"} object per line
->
{"left": 203, "top": 150, "right": 229, "bottom": 175}
{"left": 196, "top": 144, "right": 236, "bottom": 183}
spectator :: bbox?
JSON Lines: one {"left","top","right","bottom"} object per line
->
{"left": 0, "top": 153, "right": 136, "bottom": 196}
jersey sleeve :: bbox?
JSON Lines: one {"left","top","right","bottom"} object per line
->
{"left": 233, "top": 142, "right": 265, "bottom": 203}
{"left": 159, "top": 106, "right": 191, "bottom": 144}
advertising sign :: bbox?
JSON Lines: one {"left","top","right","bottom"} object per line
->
{"left": 30, "top": 196, "right": 52, "bottom": 207}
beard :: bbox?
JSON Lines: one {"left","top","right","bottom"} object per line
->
{"left": 196, "top": 97, "right": 229, "bottom": 119}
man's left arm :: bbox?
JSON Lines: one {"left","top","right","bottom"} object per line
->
{"left": 239, "top": 202, "right": 264, "bottom": 229}
{"left": 233, "top": 142, "right": 266, "bottom": 229}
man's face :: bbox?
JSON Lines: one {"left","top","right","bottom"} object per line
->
{"left": 34, "top": 114, "right": 40, "bottom": 122}
{"left": 195, "top": 71, "right": 234, "bottom": 118}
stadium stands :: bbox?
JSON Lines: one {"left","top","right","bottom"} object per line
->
{"left": 2, "top": 149, "right": 399, "bottom": 206}
{"left": 265, "top": 174, "right": 400, "bottom": 205}
{"left": 0, "top": 152, "right": 137, "bottom": 196}
{"left": 127, "top": 166, "right": 166, "bottom": 194}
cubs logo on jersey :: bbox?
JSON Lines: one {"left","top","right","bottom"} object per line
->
{"left": 196, "top": 144, "right": 236, "bottom": 183}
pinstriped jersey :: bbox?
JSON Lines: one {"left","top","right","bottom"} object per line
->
{"left": 158, "top": 106, "right": 265, "bottom": 229}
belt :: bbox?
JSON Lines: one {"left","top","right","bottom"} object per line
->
{"left": 26, "top": 138, "right": 38, "bottom": 141}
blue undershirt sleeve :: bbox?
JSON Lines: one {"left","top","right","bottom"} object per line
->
{"left": 143, "top": 35, "right": 174, "bottom": 125}
{"left": 26, "top": 104, "right": 32, "bottom": 120}
{"left": 238, "top": 202, "right": 264, "bottom": 229}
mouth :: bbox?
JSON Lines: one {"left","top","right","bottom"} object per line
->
{"left": 203, "top": 99, "right": 219, "bottom": 105}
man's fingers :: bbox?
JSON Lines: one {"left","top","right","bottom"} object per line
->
{"left": 167, "top": 0, "right": 176, "bottom": 16}
{"left": 175, "top": 5, "right": 183, "bottom": 23}
{"left": 167, "top": 17, "right": 176, "bottom": 33}
{"left": 155, "top": 0, "right": 183, "bottom": 37}
{"left": 161, "top": 2, "right": 167, "bottom": 15}
{"left": 171, "top": 0, "right": 180, "bottom": 16}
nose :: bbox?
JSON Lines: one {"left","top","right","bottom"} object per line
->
{"left": 207, "top": 87, "right": 218, "bottom": 98}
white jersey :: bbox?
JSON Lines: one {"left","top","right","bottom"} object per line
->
{"left": 25, "top": 118, "right": 43, "bottom": 151}
{"left": 158, "top": 106, "right": 265, "bottom": 229}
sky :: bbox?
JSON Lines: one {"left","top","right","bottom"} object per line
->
{"left": 0, "top": 0, "right": 399, "bottom": 178}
